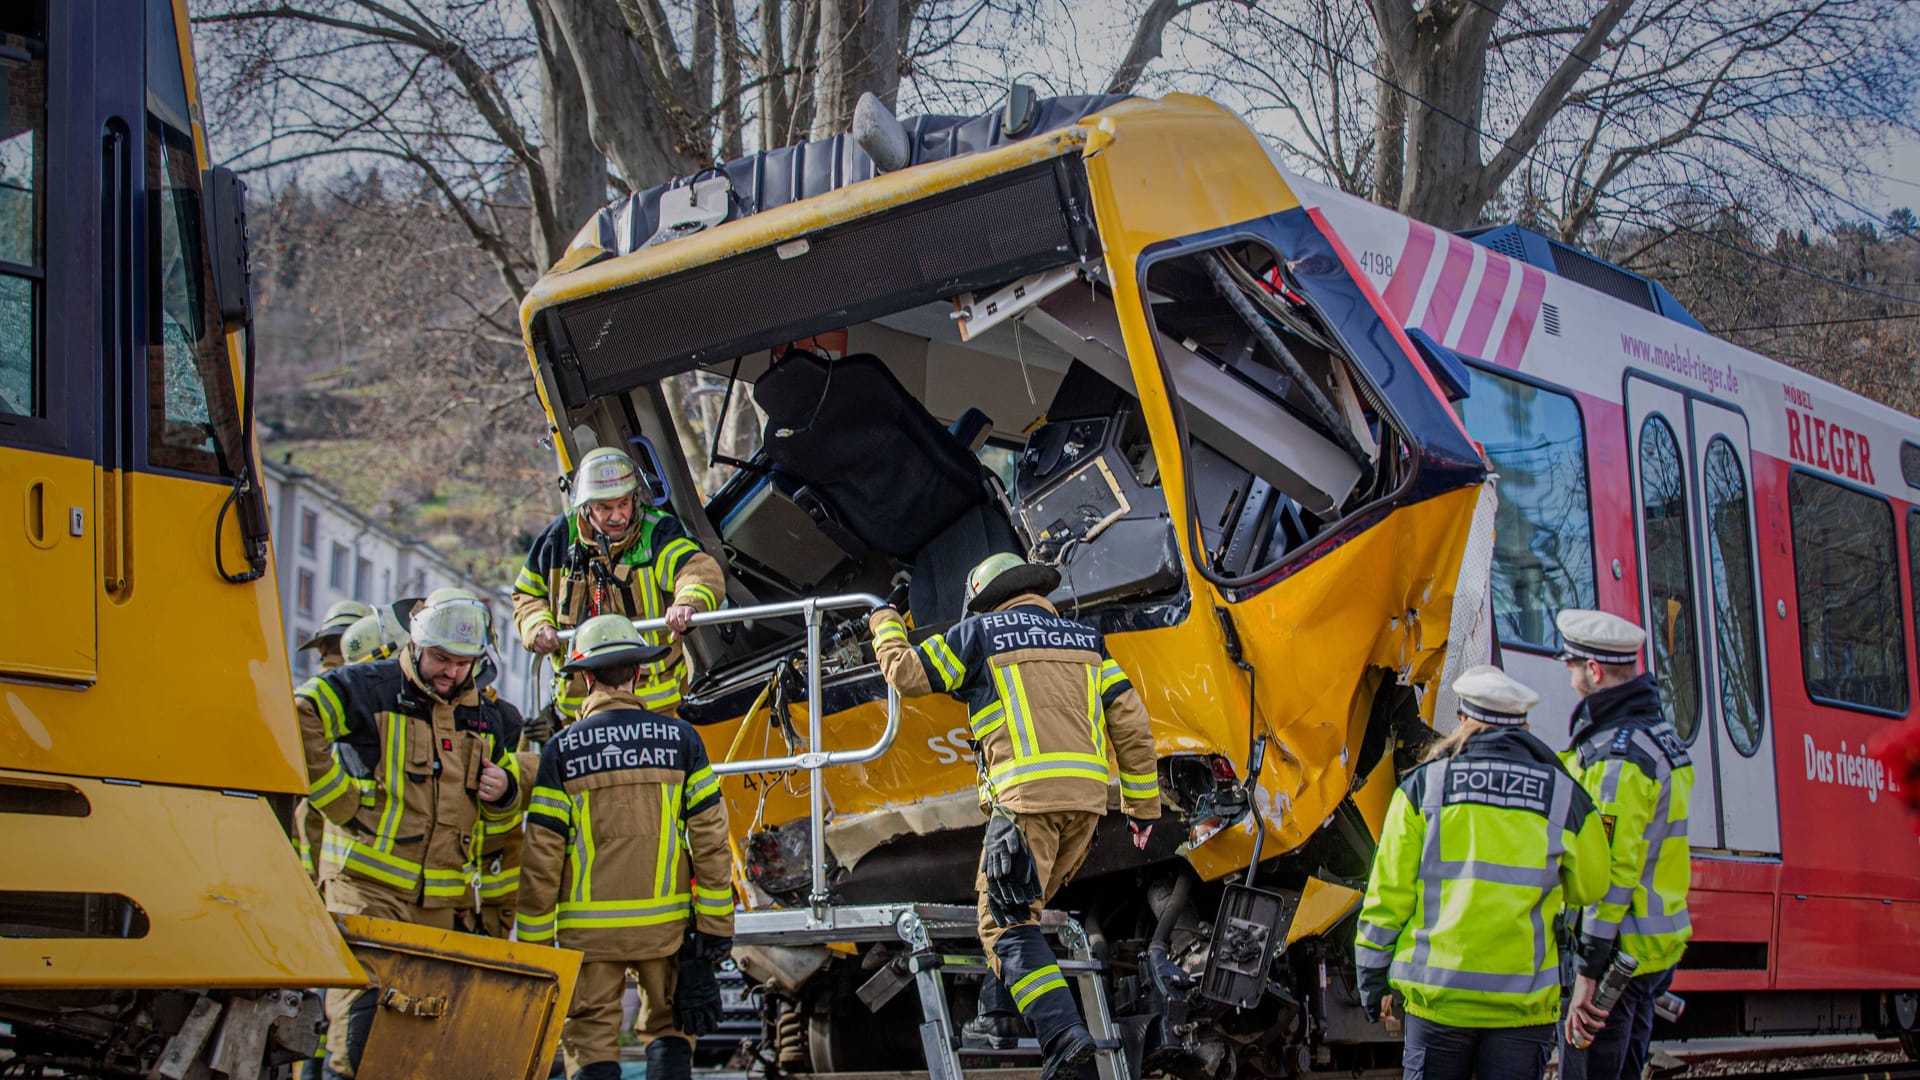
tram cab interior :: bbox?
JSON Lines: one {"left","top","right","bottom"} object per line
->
{"left": 547, "top": 234, "right": 1403, "bottom": 705}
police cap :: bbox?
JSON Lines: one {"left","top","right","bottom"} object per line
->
{"left": 1452, "top": 664, "right": 1539, "bottom": 726}
{"left": 1555, "top": 609, "right": 1646, "bottom": 666}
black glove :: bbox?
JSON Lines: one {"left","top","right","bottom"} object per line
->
{"left": 982, "top": 809, "right": 1043, "bottom": 927}
{"left": 1357, "top": 963, "right": 1390, "bottom": 1021}
{"left": 674, "top": 932, "right": 728, "bottom": 1036}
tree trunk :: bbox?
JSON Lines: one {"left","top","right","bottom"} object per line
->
{"left": 529, "top": 0, "right": 610, "bottom": 265}
{"left": 537, "top": 0, "right": 704, "bottom": 191}
{"left": 1371, "top": 55, "right": 1406, "bottom": 210}
{"left": 811, "top": 0, "right": 902, "bottom": 139}
{"left": 1396, "top": 2, "right": 1504, "bottom": 230}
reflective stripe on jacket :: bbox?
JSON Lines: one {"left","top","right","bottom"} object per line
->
{"left": 515, "top": 689, "right": 735, "bottom": 961}
{"left": 1562, "top": 674, "right": 1694, "bottom": 978}
{"left": 294, "top": 649, "right": 525, "bottom": 907}
{"left": 870, "top": 594, "right": 1160, "bottom": 819}
{"left": 511, "top": 509, "right": 724, "bottom": 721}
{"left": 1356, "top": 727, "right": 1608, "bottom": 1028}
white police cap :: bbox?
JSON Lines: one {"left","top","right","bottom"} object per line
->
{"left": 1555, "top": 609, "right": 1646, "bottom": 666}
{"left": 1451, "top": 664, "right": 1539, "bottom": 725}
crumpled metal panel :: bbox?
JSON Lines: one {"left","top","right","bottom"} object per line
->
{"left": 339, "top": 914, "right": 580, "bottom": 1080}
{"left": 573, "top": 95, "right": 1128, "bottom": 262}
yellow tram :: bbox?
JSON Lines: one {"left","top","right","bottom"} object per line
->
{"left": 1, "top": 4, "right": 572, "bottom": 1076}
{"left": 517, "top": 92, "right": 1495, "bottom": 1074}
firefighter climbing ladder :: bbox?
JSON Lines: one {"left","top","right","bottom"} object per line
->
{"left": 580, "top": 594, "right": 1132, "bottom": 1080}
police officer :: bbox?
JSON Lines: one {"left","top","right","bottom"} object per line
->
{"left": 516, "top": 614, "right": 735, "bottom": 1080}
{"left": 1356, "top": 665, "right": 1608, "bottom": 1080}
{"left": 513, "top": 446, "right": 725, "bottom": 723}
{"left": 294, "top": 588, "right": 527, "bottom": 1078}
{"left": 293, "top": 600, "right": 375, "bottom": 882}
{"left": 869, "top": 553, "right": 1160, "bottom": 1080}
{"left": 1555, "top": 610, "right": 1695, "bottom": 1080}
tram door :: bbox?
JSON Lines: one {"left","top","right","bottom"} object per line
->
{"left": 1625, "top": 376, "right": 1780, "bottom": 854}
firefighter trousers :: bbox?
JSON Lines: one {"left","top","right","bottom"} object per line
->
{"left": 974, "top": 809, "right": 1099, "bottom": 1049}
{"left": 320, "top": 875, "right": 456, "bottom": 1077}
{"left": 563, "top": 957, "right": 686, "bottom": 1075}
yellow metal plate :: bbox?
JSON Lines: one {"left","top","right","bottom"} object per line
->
{"left": 340, "top": 914, "right": 581, "bottom": 1080}
{"left": 0, "top": 773, "right": 364, "bottom": 989}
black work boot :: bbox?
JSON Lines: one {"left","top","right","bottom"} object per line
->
{"left": 645, "top": 1034, "right": 694, "bottom": 1080}
{"left": 571, "top": 1063, "right": 621, "bottom": 1080}
{"left": 1040, "top": 1024, "right": 1096, "bottom": 1080}
{"left": 960, "top": 1011, "right": 1022, "bottom": 1050}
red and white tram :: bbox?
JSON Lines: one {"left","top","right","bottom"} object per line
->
{"left": 1306, "top": 178, "right": 1920, "bottom": 1046}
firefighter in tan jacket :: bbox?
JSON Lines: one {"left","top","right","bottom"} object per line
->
{"left": 513, "top": 446, "right": 726, "bottom": 722}
{"left": 291, "top": 600, "right": 373, "bottom": 883}
{"left": 869, "top": 553, "right": 1161, "bottom": 1080}
{"left": 517, "top": 614, "right": 736, "bottom": 1080}
{"left": 295, "top": 589, "right": 526, "bottom": 1078}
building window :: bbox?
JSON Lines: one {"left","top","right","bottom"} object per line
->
{"left": 1640, "top": 414, "right": 1702, "bottom": 741}
{"left": 1702, "top": 437, "right": 1764, "bottom": 756}
{"left": 1456, "top": 367, "right": 1596, "bottom": 651}
{"left": 0, "top": 3, "right": 47, "bottom": 423}
{"left": 353, "top": 556, "right": 372, "bottom": 603}
{"left": 296, "top": 568, "right": 314, "bottom": 616}
{"left": 1791, "top": 471, "right": 1906, "bottom": 713}
{"left": 299, "top": 509, "right": 317, "bottom": 555}
{"left": 293, "top": 634, "right": 313, "bottom": 678}
{"left": 329, "top": 542, "right": 348, "bottom": 590}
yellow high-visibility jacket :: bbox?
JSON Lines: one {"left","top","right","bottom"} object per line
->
{"left": 1562, "top": 674, "right": 1694, "bottom": 978}
{"left": 1356, "top": 727, "right": 1609, "bottom": 1028}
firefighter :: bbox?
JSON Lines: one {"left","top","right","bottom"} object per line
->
{"left": 516, "top": 614, "right": 735, "bottom": 1080}
{"left": 868, "top": 553, "right": 1160, "bottom": 1080}
{"left": 294, "top": 588, "right": 526, "bottom": 1078}
{"left": 338, "top": 608, "right": 403, "bottom": 665}
{"left": 1555, "top": 610, "right": 1695, "bottom": 1080}
{"left": 514, "top": 446, "right": 725, "bottom": 724}
{"left": 1356, "top": 665, "right": 1609, "bottom": 1080}
{"left": 292, "top": 600, "right": 374, "bottom": 882}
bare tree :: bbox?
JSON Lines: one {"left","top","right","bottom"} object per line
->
{"left": 1158, "top": 0, "right": 1920, "bottom": 241}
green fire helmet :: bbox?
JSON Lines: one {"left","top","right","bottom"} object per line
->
{"left": 570, "top": 447, "right": 642, "bottom": 510}
{"left": 409, "top": 587, "right": 491, "bottom": 658}
{"left": 298, "top": 600, "right": 374, "bottom": 650}
{"left": 340, "top": 609, "right": 404, "bottom": 665}
{"left": 963, "top": 552, "right": 1060, "bottom": 614}
{"left": 561, "top": 613, "right": 671, "bottom": 673}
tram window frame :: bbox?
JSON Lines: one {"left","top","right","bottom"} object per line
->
{"left": 1638, "top": 411, "right": 1705, "bottom": 743}
{"left": 1454, "top": 362, "right": 1599, "bottom": 655}
{"left": 0, "top": 7, "right": 48, "bottom": 434}
{"left": 1788, "top": 468, "right": 1908, "bottom": 717}
{"left": 1137, "top": 236, "right": 1397, "bottom": 590}
{"left": 1701, "top": 434, "right": 1766, "bottom": 756}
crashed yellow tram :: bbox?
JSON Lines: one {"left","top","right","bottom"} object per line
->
{"left": 519, "top": 92, "right": 1494, "bottom": 1075}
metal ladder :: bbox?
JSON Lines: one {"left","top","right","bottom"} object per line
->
{"left": 583, "top": 594, "right": 1132, "bottom": 1080}
{"left": 732, "top": 903, "right": 1130, "bottom": 1080}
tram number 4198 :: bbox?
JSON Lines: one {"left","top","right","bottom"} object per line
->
{"left": 1358, "top": 250, "right": 1395, "bottom": 279}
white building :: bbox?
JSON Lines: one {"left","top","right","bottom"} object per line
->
{"left": 264, "top": 458, "right": 540, "bottom": 715}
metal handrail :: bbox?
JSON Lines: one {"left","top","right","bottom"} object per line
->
{"left": 557, "top": 592, "right": 899, "bottom": 913}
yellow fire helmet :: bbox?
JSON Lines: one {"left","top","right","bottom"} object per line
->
{"left": 409, "top": 587, "right": 491, "bottom": 658}
{"left": 963, "top": 551, "right": 1060, "bottom": 614}
{"left": 340, "top": 609, "right": 404, "bottom": 665}
{"left": 562, "top": 613, "right": 671, "bottom": 673}
{"left": 298, "top": 600, "right": 373, "bottom": 650}
{"left": 570, "top": 446, "right": 642, "bottom": 509}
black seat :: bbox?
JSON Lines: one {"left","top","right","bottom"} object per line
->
{"left": 754, "top": 351, "right": 990, "bottom": 558}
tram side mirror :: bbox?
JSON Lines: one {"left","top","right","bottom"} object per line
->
{"left": 201, "top": 166, "right": 253, "bottom": 333}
